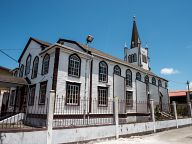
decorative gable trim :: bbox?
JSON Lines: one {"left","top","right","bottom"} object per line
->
{"left": 18, "top": 37, "right": 51, "bottom": 62}
{"left": 57, "top": 38, "right": 89, "bottom": 53}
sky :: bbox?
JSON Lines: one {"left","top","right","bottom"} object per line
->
{"left": 0, "top": 0, "right": 192, "bottom": 90}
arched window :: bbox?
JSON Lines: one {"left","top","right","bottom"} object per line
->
{"left": 68, "top": 54, "right": 81, "bottom": 77}
{"left": 131, "top": 54, "right": 134, "bottom": 63}
{"left": 114, "top": 65, "right": 121, "bottom": 76}
{"left": 145, "top": 75, "right": 149, "bottom": 84}
{"left": 128, "top": 55, "right": 131, "bottom": 63}
{"left": 133, "top": 53, "right": 137, "bottom": 62}
{"left": 165, "top": 82, "right": 168, "bottom": 89}
{"left": 25, "top": 54, "right": 31, "bottom": 75}
{"left": 42, "top": 54, "right": 50, "bottom": 75}
{"left": 152, "top": 77, "right": 156, "bottom": 85}
{"left": 158, "top": 80, "right": 162, "bottom": 87}
{"left": 126, "top": 69, "right": 132, "bottom": 86}
{"left": 31, "top": 56, "right": 39, "bottom": 79}
{"left": 136, "top": 72, "right": 141, "bottom": 81}
{"left": 19, "top": 64, "right": 24, "bottom": 77}
{"left": 99, "top": 61, "right": 108, "bottom": 82}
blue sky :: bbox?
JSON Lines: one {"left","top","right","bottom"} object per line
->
{"left": 0, "top": 0, "right": 192, "bottom": 90}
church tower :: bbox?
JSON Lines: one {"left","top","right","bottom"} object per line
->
{"left": 124, "top": 16, "right": 150, "bottom": 70}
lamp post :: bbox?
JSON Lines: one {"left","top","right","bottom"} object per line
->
{"left": 83, "top": 35, "right": 94, "bottom": 124}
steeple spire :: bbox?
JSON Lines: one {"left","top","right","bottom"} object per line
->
{"left": 130, "top": 16, "right": 141, "bottom": 48}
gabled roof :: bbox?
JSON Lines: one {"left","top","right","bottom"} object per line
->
{"left": 0, "top": 66, "right": 11, "bottom": 71}
{"left": 18, "top": 37, "right": 51, "bottom": 62}
{"left": 57, "top": 38, "right": 89, "bottom": 53}
{"left": 19, "top": 37, "right": 168, "bottom": 82}
{"left": 80, "top": 44, "right": 167, "bottom": 81}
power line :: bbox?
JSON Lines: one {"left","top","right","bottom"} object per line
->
{"left": 0, "top": 49, "right": 18, "bottom": 63}
{"left": 0, "top": 48, "right": 40, "bottom": 51}
{"left": 0, "top": 49, "right": 52, "bottom": 80}
{"left": 0, "top": 49, "right": 22, "bottom": 51}
{"left": 0, "top": 48, "right": 189, "bottom": 86}
{"left": 168, "top": 79, "right": 187, "bottom": 85}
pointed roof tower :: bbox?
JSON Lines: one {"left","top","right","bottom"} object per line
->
{"left": 130, "top": 16, "right": 141, "bottom": 48}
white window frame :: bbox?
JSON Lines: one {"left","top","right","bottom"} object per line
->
{"left": 126, "top": 91, "right": 133, "bottom": 107}
{"left": 99, "top": 61, "right": 108, "bottom": 82}
{"left": 98, "top": 86, "right": 108, "bottom": 107}
{"left": 66, "top": 82, "right": 80, "bottom": 106}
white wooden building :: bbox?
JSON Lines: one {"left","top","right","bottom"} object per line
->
{"left": 8, "top": 17, "right": 169, "bottom": 125}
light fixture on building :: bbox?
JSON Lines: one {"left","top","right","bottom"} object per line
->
{"left": 86, "top": 35, "right": 94, "bottom": 44}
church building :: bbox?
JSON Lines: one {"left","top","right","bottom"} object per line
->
{"left": 5, "top": 17, "right": 169, "bottom": 124}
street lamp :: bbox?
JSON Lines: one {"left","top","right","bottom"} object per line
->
{"left": 86, "top": 35, "right": 94, "bottom": 44}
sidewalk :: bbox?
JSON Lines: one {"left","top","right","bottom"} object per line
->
{"left": 92, "top": 126, "right": 192, "bottom": 144}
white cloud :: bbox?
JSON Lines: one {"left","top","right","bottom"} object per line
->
{"left": 160, "top": 68, "right": 179, "bottom": 75}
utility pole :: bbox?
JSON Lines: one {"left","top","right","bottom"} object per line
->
{"left": 186, "top": 81, "right": 190, "bottom": 103}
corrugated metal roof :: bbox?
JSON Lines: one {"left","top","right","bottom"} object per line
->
{"left": 169, "top": 90, "right": 192, "bottom": 97}
{"left": 0, "top": 75, "right": 27, "bottom": 85}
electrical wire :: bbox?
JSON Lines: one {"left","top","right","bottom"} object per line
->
{"left": 0, "top": 49, "right": 52, "bottom": 81}
{"left": 0, "top": 48, "right": 189, "bottom": 87}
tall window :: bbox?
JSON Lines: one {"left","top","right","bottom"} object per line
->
{"left": 142, "top": 54, "right": 147, "bottom": 63}
{"left": 39, "top": 81, "right": 47, "bottom": 104}
{"left": 10, "top": 90, "right": 16, "bottom": 106}
{"left": 165, "top": 82, "right": 168, "bottom": 89}
{"left": 145, "top": 75, "right": 149, "bottom": 84}
{"left": 19, "top": 64, "right": 24, "bottom": 77}
{"left": 158, "top": 80, "right": 162, "bottom": 87}
{"left": 114, "top": 65, "right": 121, "bottom": 76}
{"left": 131, "top": 54, "right": 134, "bottom": 62}
{"left": 126, "top": 69, "right": 132, "bottom": 87}
{"left": 136, "top": 72, "right": 141, "bottom": 81}
{"left": 99, "top": 61, "right": 108, "bottom": 82}
{"left": 133, "top": 53, "right": 137, "bottom": 62}
{"left": 68, "top": 54, "right": 81, "bottom": 77}
{"left": 28, "top": 85, "right": 36, "bottom": 106}
{"left": 42, "top": 54, "right": 50, "bottom": 75}
{"left": 31, "top": 56, "right": 39, "bottom": 79}
{"left": 98, "top": 87, "right": 108, "bottom": 107}
{"left": 14, "top": 71, "right": 18, "bottom": 77}
{"left": 126, "top": 91, "right": 133, "bottom": 107}
{"left": 25, "top": 54, "right": 31, "bottom": 75}
{"left": 152, "top": 77, "right": 156, "bottom": 85}
{"left": 66, "top": 82, "right": 80, "bottom": 105}
{"left": 128, "top": 55, "right": 131, "bottom": 63}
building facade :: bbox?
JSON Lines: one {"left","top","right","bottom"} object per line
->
{"left": 8, "top": 17, "right": 169, "bottom": 124}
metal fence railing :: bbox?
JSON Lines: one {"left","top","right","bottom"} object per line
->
{"left": 53, "top": 96, "right": 155, "bottom": 127}
{"left": 0, "top": 96, "right": 48, "bottom": 130}
{"left": 1, "top": 92, "right": 192, "bottom": 130}
{"left": 53, "top": 95, "right": 114, "bottom": 128}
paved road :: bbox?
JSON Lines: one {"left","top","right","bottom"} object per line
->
{"left": 94, "top": 126, "right": 192, "bottom": 144}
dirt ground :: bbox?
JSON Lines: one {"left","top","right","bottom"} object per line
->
{"left": 92, "top": 126, "right": 192, "bottom": 144}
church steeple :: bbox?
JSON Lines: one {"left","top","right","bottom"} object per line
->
{"left": 130, "top": 16, "right": 141, "bottom": 48}
{"left": 124, "top": 16, "right": 149, "bottom": 70}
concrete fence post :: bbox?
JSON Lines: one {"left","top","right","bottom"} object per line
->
{"left": 150, "top": 99, "right": 156, "bottom": 133}
{"left": 172, "top": 101, "right": 178, "bottom": 128}
{"left": 114, "top": 96, "right": 119, "bottom": 139}
{"left": 188, "top": 102, "right": 192, "bottom": 118}
{"left": 47, "top": 90, "right": 55, "bottom": 144}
